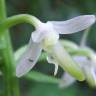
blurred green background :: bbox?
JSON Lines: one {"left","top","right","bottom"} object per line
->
{"left": 6, "top": 0, "right": 96, "bottom": 96}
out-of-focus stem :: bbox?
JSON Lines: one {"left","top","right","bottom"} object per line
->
{"left": 0, "top": 0, "right": 20, "bottom": 96}
{"left": 80, "top": 28, "right": 91, "bottom": 46}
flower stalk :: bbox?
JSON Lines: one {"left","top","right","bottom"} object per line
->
{"left": 0, "top": 14, "right": 42, "bottom": 34}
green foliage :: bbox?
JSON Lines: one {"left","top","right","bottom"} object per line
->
{"left": 25, "top": 71, "right": 62, "bottom": 84}
{"left": 29, "top": 84, "right": 77, "bottom": 96}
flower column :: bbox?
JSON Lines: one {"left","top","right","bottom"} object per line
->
{"left": 0, "top": 0, "right": 20, "bottom": 96}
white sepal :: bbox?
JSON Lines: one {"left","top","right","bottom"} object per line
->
{"left": 48, "top": 15, "right": 95, "bottom": 34}
{"left": 73, "top": 56, "right": 90, "bottom": 67}
{"left": 83, "top": 64, "right": 96, "bottom": 87}
{"left": 59, "top": 72, "right": 75, "bottom": 88}
{"left": 73, "top": 56, "right": 96, "bottom": 87}
{"left": 16, "top": 38, "right": 42, "bottom": 77}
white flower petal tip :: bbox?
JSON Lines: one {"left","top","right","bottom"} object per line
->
{"left": 16, "top": 60, "right": 36, "bottom": 78}
{"left": 48, "top": 15, "right": 96, "bottom": 34}
{"left": 16, "top": 67, "right": 23, "bottom": 77}
{"left": 82, "top": 15, "right": 96, "bottom": 27}
{"left": 84, "top": 66, "right": 96, "bottom": 87}
{"left": 16, "top": 55, "right": 33, "bottom": 78}
{"left": 16, "top": 38, "right": 42, "bottom": 78}
{"left": 73, "top": 55, "right": 96, "bottom": 87}
{"left": 88, "top": 15, "right": 96, "bottom": 23}
{"left": 16, "top": 56, "right": 36, "bottom": 78}
{"left": 59, "top": 73, "right": 75, "bottom": 88}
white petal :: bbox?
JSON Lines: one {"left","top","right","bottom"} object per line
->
{"left": 16, "top": 38, "right": 42, "bottom": 77}
{"left": 47, "top": 56, "right": 58, "bottom": 75}
{"left": 83, "top": 65, "right": 96, "bottom": 86}
{"left": 91, "top": 67, "right": 96, "bottom": 81}
{"left": 48, "top": 15, "right": 95, "bottom": 34}
{"left": 73, "top": 56, "right": 91, "bottom": 67}
{"left": 73, "top": 56, "right": 96, "bottom": 86}
{"left": 59, "top": 72, "right": 75, "bottom": 88}
{"left": 90, "top": 54, "right": 96, "bottom": 68}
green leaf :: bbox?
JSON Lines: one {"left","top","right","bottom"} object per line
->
{"left": 25, "top": 71, "right": 63, "bottom": 84}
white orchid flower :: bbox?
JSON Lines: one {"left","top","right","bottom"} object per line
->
{"left": 74, "top": 56, "right": 96, "bottom": 87}
{"left": 60, "top": 56, "right": 96, "bottom": 88}
{"left": 16, "top": 15, "right": 95, "bottom": 80}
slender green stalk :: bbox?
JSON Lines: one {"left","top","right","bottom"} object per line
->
{"left": 0, "top": 0, "right": 20, "bottom": 96}
{"left": 80, "top": 28, "right": 91, "bottom": 46}
{"left": 0, "top": 14, "right": 41, "bottom": 33}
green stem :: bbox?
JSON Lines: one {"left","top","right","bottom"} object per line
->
{"left": 0, "top": 14, "right": 42, "bottom": 33}
{"left": 0, "top": 0, "right": 20, "bottom": 96}
{"left": 80, "top": 28, "right": 91, "bottom": 46}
